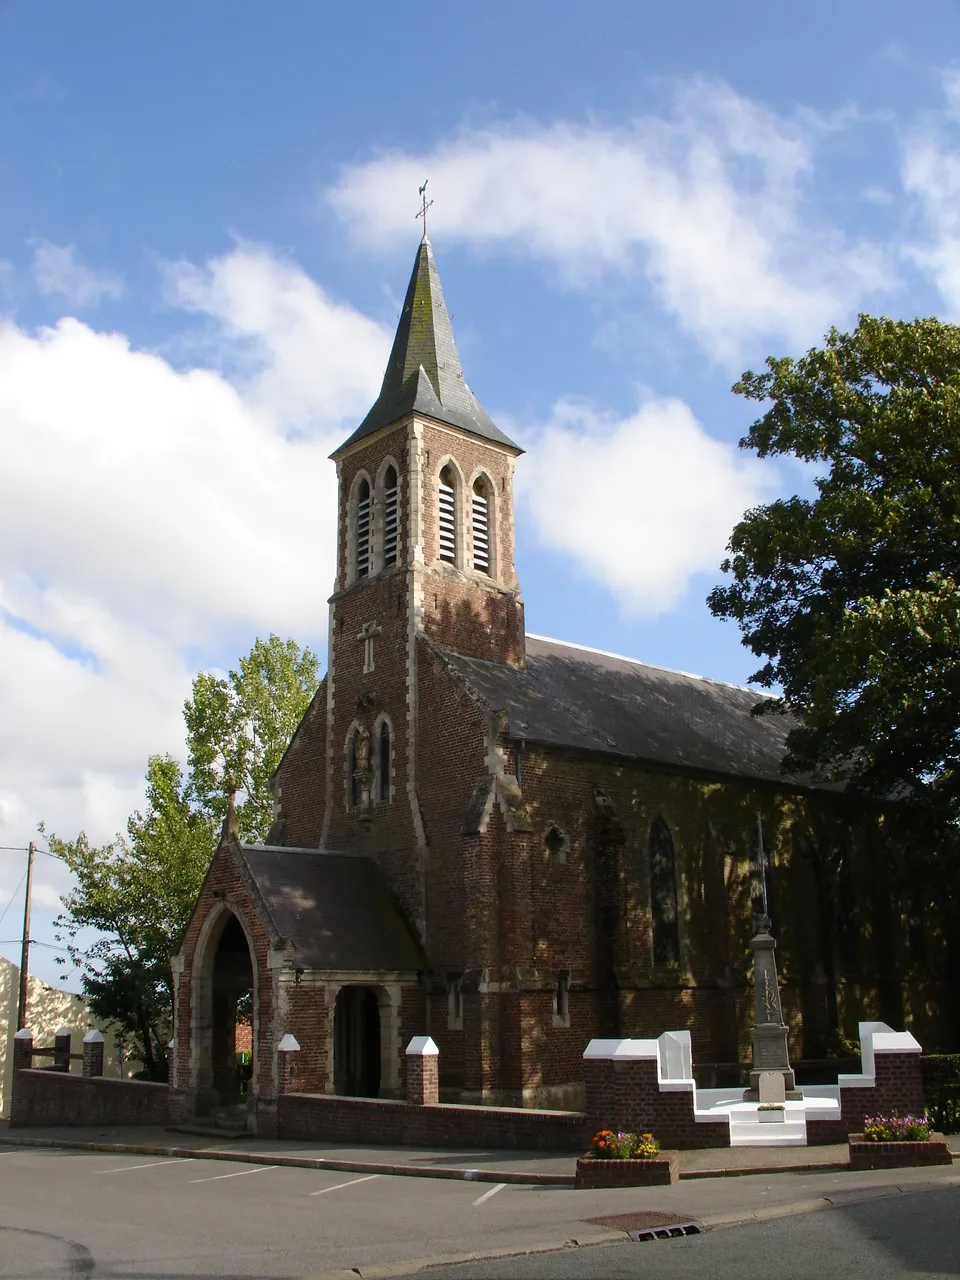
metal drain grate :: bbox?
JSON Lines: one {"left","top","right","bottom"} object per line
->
{"left": 628, "top": 1222, "right": 701, "bottom": 1242}
{"left": 583, "top": 1210, "right": 703, "bottom": 1242}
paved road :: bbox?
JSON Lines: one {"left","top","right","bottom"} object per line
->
{"left": 423, "top": 1184, "right": 960, "bottom": 1279}
{"left": 0, "top": 1143, "right": 956, "bottom": 1278}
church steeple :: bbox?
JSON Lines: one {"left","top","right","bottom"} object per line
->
{"left": 335, "top": 238, "right": 520, "bottom": 455}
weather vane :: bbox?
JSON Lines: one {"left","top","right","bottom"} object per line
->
{"left": 416, "top": 180, "right": 433, "bottom": 239}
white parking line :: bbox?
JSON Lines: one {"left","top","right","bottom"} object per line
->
{"left": 472, "top": 1183, "right": 506, "bottom": 1207}
{"left": 189, "top": 1165, "right": 276, "bottom": 1184}
{"left": 98, "top": 1159, "right": 194, "bottom": 1174}
{"left": 309, "top": 1174, "right": 380, "bottom": 1197}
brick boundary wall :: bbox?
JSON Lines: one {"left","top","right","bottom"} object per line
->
{"left": 278, "top": 1093, "right": 588, "bottom": 1151}
{"left": 807, "top": 1049, "right": 924, "bottom": 1145}
{"left": 582, "top": 1056, "right": 728, "bottom": 1150}
{"left": 10, "top": 1069, "right": 171, "bottom": 1128}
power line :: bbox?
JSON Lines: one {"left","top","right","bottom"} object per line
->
{"left": 0, "top": 869, "right": 27, "bottom": 930}
{"left": 0, "top": 938, "right": 72, "bottom": 953}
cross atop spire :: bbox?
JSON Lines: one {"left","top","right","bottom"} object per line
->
{"left": 416, "top": 180, "right": 433, "bottom": 241}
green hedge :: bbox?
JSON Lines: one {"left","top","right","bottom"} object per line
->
{"left": 923, "top": 1055, "right": 960, "bottom": 1135}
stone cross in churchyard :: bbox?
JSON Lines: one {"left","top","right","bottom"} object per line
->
{"left": 744, "top": 814, "right": 802, "bottom": 1102}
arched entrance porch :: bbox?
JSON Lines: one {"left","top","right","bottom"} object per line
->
{"left": 192, "top": 906, "right": 257, "bottom": 1116}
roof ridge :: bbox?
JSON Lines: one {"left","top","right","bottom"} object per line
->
{"left": 524, "top": 633, "right": 776, "bottom": 699}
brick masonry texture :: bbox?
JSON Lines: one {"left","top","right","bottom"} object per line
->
{"left": 848, "top": 1137, "right": 952, "bottom": 1169}
{"left": 807, "top": 1050, "right": 925, "bottom": 1145}
{"left": 11, "top": 1070, "right": 170, "bottom": 1128}
{"left": 574, "top": 1152, "right": 679, "bottom": 1188}
{"left": 582, "top": 1058, "right": 728, "bottom": 1150}
{"left": 277, "top": 1091, "right": 587, "bottom": 1151}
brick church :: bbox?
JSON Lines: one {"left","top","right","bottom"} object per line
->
{"left": 171, "top": 235, "right": 945, "bottom": 1129}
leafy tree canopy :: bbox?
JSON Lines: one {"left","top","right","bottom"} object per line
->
{"left": 47, "top": 755, "right": 214, "bottom": 1076}
{"left": 47, "top": 634, "right": 319, "bottom": 1074}
{"left": 184, "top": 633, "right": 320, "bottom": 842}
{"left": 708, "top": 315, "right": 960, "bottom": 813}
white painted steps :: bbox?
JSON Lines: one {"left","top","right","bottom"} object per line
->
{"left": 728, "top": 1102, "right": 807, "bottom": 1147}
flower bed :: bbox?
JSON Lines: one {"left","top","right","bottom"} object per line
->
{"left": 575, "top": 1129, "right": 678, "bottom": 1189}
{"left": 576, "top": 1152, "right": 679, "bottom": 1188}
{"left": 849, "top": 1114, "right": 952, "bottom": 1171}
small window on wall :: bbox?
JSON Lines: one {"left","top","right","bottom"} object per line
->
{"left": 553, "top": 971, "right": 570, "bottom": 1027}
{"left": 649, "top": 818, "right": 681, "bottom": 967}
{"left": 447, "top": 974, "right": 463, "bottom": 1030}
{"left": 544, "top": 826, "right": 569, "bottom": 864}
{"left": 383, "top": 466, "right": 399, "bottom": 567}
{"left": 471, "top": 476, "right": 492, "bottom": 575}
{"left": 438, "top": 465, "right": 457, "bottom": 564}
{"left": 378, "top": 721, "right": 391, "bottom": 802}
{"left": 355, "top": 478, "right": 371, "bottom": 578}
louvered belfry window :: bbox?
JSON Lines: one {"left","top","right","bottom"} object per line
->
{"left": 472, "top": 477, "right": 491, "bottom": 575}
{"left": 355, "top": 478, "right": 371, "bottom": 578}
{"left": 383, "top": 466, "right": 399, "bottom": 567}
{"left": 438, "top": 465, "right": 457, "bottom": 564}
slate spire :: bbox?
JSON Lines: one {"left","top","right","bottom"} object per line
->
{"left": 335, "top": 238, "right": 520, "bottom": 454}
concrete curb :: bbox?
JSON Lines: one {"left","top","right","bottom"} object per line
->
{"left": 0, "top": 1134, "right": 574, "bottom": 1186}
{"left": 1, "top": 1131, "right": 951, "bottom": 1187}
{"left": 679, "top": 1159, "right": 850, "bottom": 1179}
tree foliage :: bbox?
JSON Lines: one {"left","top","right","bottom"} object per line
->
{"left": 48, "top": 755, "right": 214, "bottom": 1077}
{"left": 47, "top": 634, "right": 319, "bottom": 1074}
{"left": 184, "top": 634, "right": 320, "bottom": 842}
{"left": 708, "top": 315, "right": 960, "bottom": 814}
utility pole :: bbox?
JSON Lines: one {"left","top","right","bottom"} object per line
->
{"left": 16, "top": 841, "right": 35, "bottom": 1030}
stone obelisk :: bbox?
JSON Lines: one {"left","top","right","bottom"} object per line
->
{"left": 743, "top": 815, "right": 802, "bottom": 1102}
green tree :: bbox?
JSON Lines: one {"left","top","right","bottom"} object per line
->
{"left": 48, "top": 755, "right": 214, "bottom": 1078}
{"left": 708, "top": 315, "right": 960, "bottom": 813}
{"left": 48, "top": 634, "right": 319, "bottom": 1074}
{"left": 183, "top": 633, "right": 320, "bottom": 841}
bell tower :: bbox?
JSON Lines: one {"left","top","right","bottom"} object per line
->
{"left": 320, "top": 235, "right": 524, "bottom": 933}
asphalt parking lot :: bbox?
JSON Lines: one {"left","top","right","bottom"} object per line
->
{"left": 0, "top": 1143, "right": 957, "bottom": 1279}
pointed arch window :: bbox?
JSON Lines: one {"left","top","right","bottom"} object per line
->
{"left": 438, "top": 465, "right": 457, "bottom": 564}
{"left": 378, "top": 720, "right": 391, "bottom": 802}
{"left": 472, "top": 476, "right": 492, "bottom": 575}
{"left": 649, "top": 818, "right": 680, "bottom": 967}
{"left": 355, "top": 478, "right": 371, "bottom": 578}
{"left": 383, "top": 466, "right": 399, "bottom": 567}
{"left": 347, "top": 732, "right": 360, "bottom": 809}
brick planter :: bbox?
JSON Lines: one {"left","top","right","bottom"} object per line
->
{"left": 575, "top": 1152, "right": 679, "bottom": 1190}
{"left": 848, "top": 1134, "right": 953, "bottom": 1171}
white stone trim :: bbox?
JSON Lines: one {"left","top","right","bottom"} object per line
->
{"left": 406, "top": 1035, "right": 439, "bottom": 1056}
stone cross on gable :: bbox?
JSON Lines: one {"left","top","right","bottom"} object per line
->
{"left": 357, "top": 620, "right": 381, "bottom": 674}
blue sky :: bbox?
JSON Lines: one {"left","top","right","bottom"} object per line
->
{"left": 2, "top": 1, "right": 960, "bottom": 982}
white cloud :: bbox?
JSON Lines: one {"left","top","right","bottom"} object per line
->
{"left": 328, "top": 78, "right": 888, "bottom": 363}
{"left": 517, "top": 396, "right": 777, "bottom": 616}
{"left": 31, "top": 240, "right": 124, "bottom": 307}
{"left": 0, "top": 242, "right": 391, "bottom": 861}
{"left": 902, "top": 75, "right": 960, "bottom": 313}
{"left": 163, "top": 241, "right": 389, "bottom": 429}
